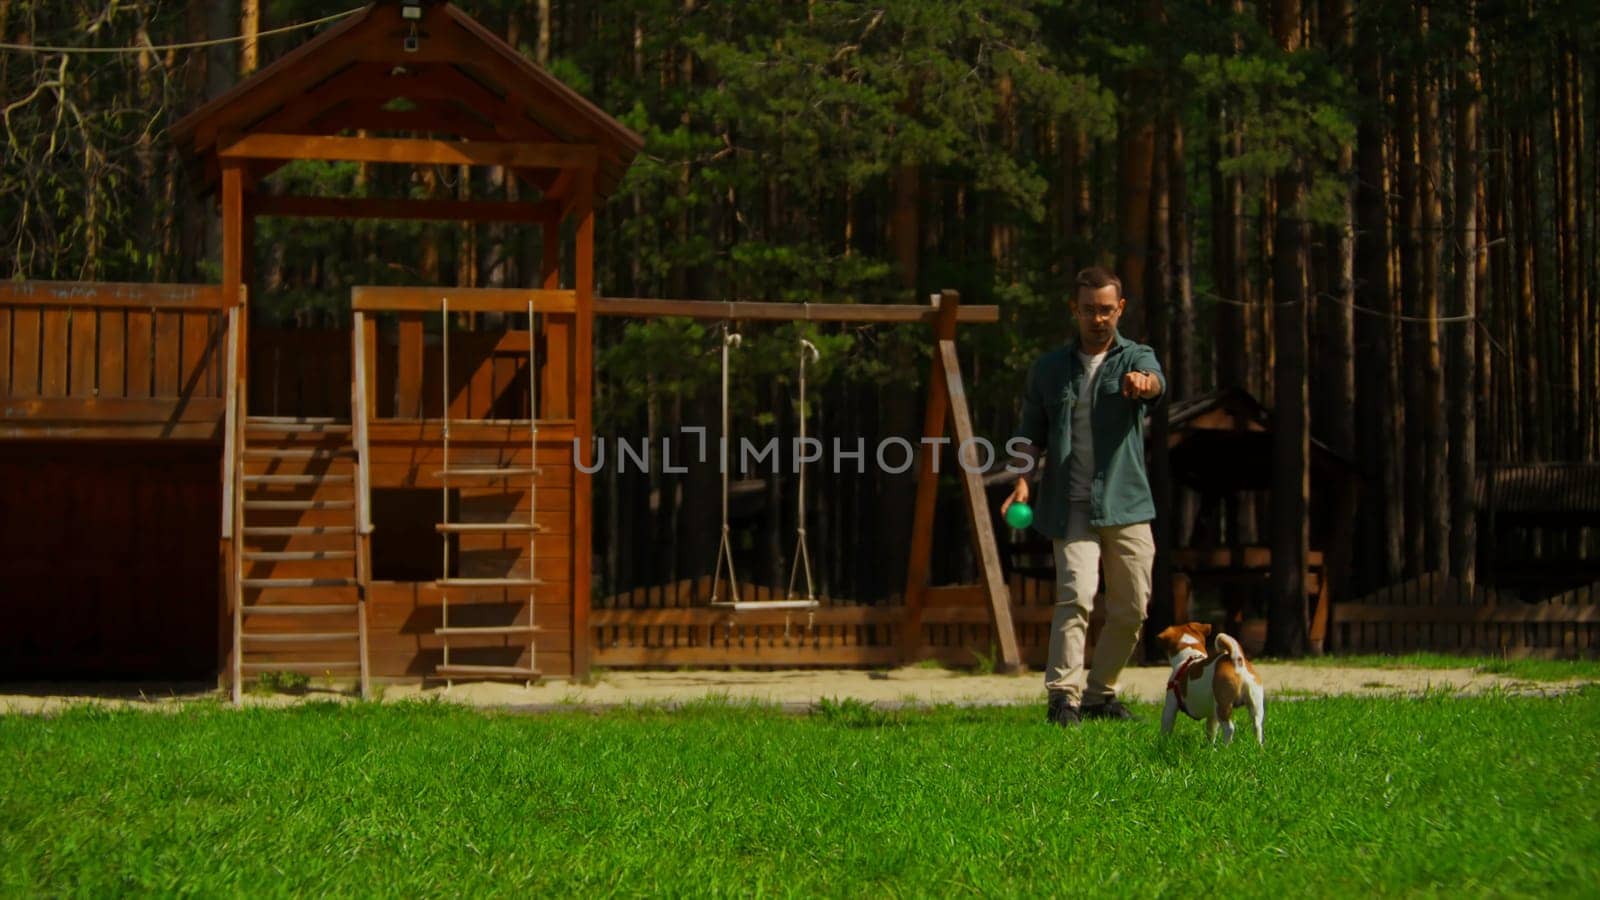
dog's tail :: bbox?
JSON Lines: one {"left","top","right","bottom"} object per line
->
{"left": 1215, "top": 633, "right": 1246, "bottom": 666}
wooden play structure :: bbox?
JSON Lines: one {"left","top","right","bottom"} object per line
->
{"left": 0, "top": 1, "right": 1035, "bottom": 693}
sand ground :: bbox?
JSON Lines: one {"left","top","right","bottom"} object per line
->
{"left": 2, "top": 662, "right": 1592, "bottom": 715}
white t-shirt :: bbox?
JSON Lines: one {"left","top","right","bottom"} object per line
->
{"left": 1068, "top": 350, "right": 1107, "bottom": 501}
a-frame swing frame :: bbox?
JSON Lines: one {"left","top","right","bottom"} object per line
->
{"left": 601, "top": 292, "right": 1017, "bottom": 667}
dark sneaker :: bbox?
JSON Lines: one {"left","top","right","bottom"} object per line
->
{"left": 1081, "top": 697, "right": 1137, "bottom": 721}
{"left": 1046, "top": 691, "right": 1080, "bottom": 727}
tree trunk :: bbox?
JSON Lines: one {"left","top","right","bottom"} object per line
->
{"left": 1397, "top": 58, "right": 1426, "bottom": 576}
{"left": 1167, "top": 113, "right": 1198, "bottom": 552}
{"left": 537, "top": 0, "right": 552, "bottom": 65}
{"left": 1354, "top": 7, "right": 1401, "bottom": 591}
{"left": 1557, "top": 47, "right": 1584, "bottom": 457}
{"left": 1449, "top": 8, "right": 1479, "bottom": 584}
{"left": 1210, "top": 96, "right": 1247, "bottom": 393}
{"left": 1116, "top": 1, "right": 1162, "bottom": 333}
{"left": 1168, "top": 117, "right": 1194, "bottom": 401}
{"left": 1418, "top": 7, "right": 1449, "bottom": 575}
{"left": 1147, "top": 118, "right": 1174, "bottom": 658}
{"left": 1512, "top": 123, "right": 1541, "bottom": 458}
{"left": 1317, "top": 0, "right": 1356, "bottom": 466}
{"left": 240, "top": 0, "right": 259, "bottom": 76}
{"left": 1268, "top": 0, "right": 1310, "bottom": 657}
{"left": 1116, "top": 123, "right": 1156, "bottom": 332}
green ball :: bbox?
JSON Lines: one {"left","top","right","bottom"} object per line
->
{"left": 1004, "top": 501, "right": 1034, "bottom": 530}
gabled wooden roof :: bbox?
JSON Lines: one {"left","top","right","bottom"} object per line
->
{"left": 172, "top": 0, "right": 642, "bottom": 199}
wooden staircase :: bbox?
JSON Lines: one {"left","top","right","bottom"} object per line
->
{"left": 232, "top": 416, "right": 369, "bottom": 700}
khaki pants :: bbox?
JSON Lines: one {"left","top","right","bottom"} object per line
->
{"left": 1045, "top": 503, "right": 1155, "bottom": 705}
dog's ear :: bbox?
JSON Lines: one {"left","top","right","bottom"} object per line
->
{"left": 1155, "top": 626, "right": 1180, "bottom": 646}
{"left": 1196, "top": 622, "right": 1213, "bottom": 638}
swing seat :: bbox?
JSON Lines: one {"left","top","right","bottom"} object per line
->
{"left": 709, "top": 599, "right": 820, "bottom": 612}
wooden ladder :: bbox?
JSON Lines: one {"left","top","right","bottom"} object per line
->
{"left": 231, "top": 415, "right": 371, "bottom": 702}
{"left": 433, "top": 297, "right": 543, "bottom": 684}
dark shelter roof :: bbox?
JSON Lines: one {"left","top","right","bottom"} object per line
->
{"left": 1481, "top": 463, "right": 1600, "bottom": 520}
{"left": 1160, "top": 387, "right": 1357, "bottom": 495}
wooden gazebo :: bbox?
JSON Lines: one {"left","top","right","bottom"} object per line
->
{"left": 1162, "top": 387, "right": 1360, "bottom": 652}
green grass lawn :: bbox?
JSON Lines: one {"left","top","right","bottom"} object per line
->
{"left": 3, "top": 690, "right": 1598, "bottom": 897}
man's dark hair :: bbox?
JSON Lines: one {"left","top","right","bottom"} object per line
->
{"left": 1075, "top": 266, "right": 1123, "bottom": 300}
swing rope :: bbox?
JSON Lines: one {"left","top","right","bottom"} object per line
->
{"left": 785, "top": 338, "right": 820, "bottom": 605}
{"left": 708, "top": 325, "right": 742, "bottom": 606}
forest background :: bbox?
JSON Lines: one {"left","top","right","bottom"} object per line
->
{"left": 3, "top": 0, "right": 1596, "bottom": 654}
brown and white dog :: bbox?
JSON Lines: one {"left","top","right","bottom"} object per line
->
{"left": 1156, "top": 622, "right": 1265, "bottom": 746}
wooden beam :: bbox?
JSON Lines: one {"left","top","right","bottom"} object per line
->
{"left": 572, "top": 169, "right": 595, "bottom": 681}
{"left": 255, "top": 194, "right": 558, "bottom": 223}
{"left": 222, "top": 164, "right": 244, "bottom": 307}
{"left": 306, "top": 104, "right": 495, "bottom": 138}
{"left": 902, "top": 290, "right": 962, "bottom": 660}
{"left": 594, "top": 297, "right": 1002, "bottom": 324}
{"left": 0, "top": 281, "right": 226, "bottom": 310}
{"left": 0, "top": 397, "right": 225, "bottom": 441}
{"left": 220, "top": 133, "right": 597, "bottom": 170}
{"left": 0, "top": 396, "right": 226, "bottom": 423}
{"left": 942, "top": 336, "right": 1021, "bottom": 671}
{"left": 350, "top": 286, "right": 576, "bottom": 314}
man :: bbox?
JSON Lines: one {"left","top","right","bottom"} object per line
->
{"left": 1004, "top": 266, "right": 1165, "bottom": 727}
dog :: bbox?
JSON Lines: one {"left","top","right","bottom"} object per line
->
{"left": 1156, "top": 622, "right": 1265, "bottom": 746}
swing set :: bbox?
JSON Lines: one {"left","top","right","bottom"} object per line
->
{"left": 592, "top": 290, "right": 1023, "bottom": 670}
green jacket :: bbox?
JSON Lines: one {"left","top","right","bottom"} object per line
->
{"left": 1015, "top": 331, "right": 1165, "bottom": 537}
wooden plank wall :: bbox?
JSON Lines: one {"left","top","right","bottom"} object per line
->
{"left": 364, "top": 421, "right": 575, "bottom": 677}
{"left": 1, "top": 283, "right": 227, "bottom": 439}
{"left": 248, "top": 328, "right": 352, "bottom": 419}
{"left": 1, "top": 295, "right": 224, "bottom": 401}
{"left": 254, "top": 320, "right": 559, "bottom": 422}
{"left": 0, "top": 441, "right": 221, "bottom": 679}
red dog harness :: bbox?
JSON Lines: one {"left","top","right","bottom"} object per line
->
{"left": 1167, "top": 655, "right": 1202, "bottom": 718}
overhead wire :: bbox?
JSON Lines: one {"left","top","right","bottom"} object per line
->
{"left": 0, "top": 8, "right": 360, "bottom": 55}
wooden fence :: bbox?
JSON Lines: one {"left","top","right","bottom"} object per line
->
{"left": 1330, "top": 572, "right": 1600, "bottom": 657}
{"left": 591, "top": 573, "right": 1088, "bottom": 668}
{"left": 0, "top": 281, "right": 230, "bottom": 440}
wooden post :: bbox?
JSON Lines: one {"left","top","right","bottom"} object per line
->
{"left": 572, "top": 170, "right": 595, "bottom": 679}
{"left": 353, "top": 311, "right": 374, "bottom": 699}
{"left": 221, "top": 161, "right": 244, "bottom": 701}
{"left": 540, "top": 217, "right": 570, "bottom": 418}
{"left": 901, "top": 290, "right": 961, "bottom": 661}
{"left": 941, "top": 338, "right": 1021, "bottom": 672}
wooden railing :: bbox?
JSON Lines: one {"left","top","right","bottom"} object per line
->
{"left": 0, "top": 280, "right": 231, "bottom": 440}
